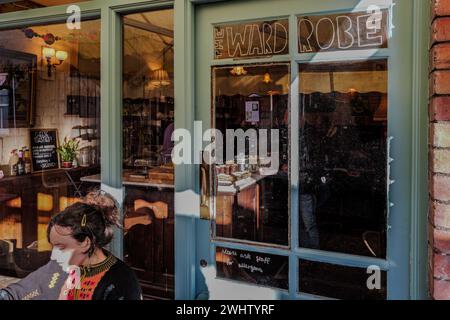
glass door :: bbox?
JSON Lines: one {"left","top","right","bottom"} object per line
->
{"left": 194, "top": 0, "right": 415, "bottom": 300}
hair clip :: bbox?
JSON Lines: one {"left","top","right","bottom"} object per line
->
{"left": 81, "top": 213, "right": 87, "bottom": 227}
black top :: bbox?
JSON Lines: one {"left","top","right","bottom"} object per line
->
{"left": 92, "top": 258, "right": 142, "bottom": 300}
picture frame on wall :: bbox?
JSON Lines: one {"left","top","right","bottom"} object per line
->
{"left": 0, "top": 48, "right": 37, "bottom": 129}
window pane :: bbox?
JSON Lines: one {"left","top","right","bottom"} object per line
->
{"left": 298, "top": 60, "right": 388, "bottom": 258}
{"left": 122, "top": 9, "right": 174, "bottom": 300}
{"left": 216, "top": 246, "right": 289, "bottom": 290}
{"left": 212, "top": 63, "right": 290, "bottom": 246}
{"left": 0, "top": 19, "right": 101, "bottom": 277}
{"left": 299, "top": 259, "right": 387, "bottom": 300}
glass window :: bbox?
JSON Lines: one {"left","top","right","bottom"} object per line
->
{"left": 298, "top": 59, "right": 388, "bottom": 258}
{"left": 0, "top": 1, "right": 89, "bottom": 14}
{"left": 122, "top": 9, "right": 174, "bottom": 300}
{"left": 216, "top": 246, "right": 289, "bottom": 290}
{"left": 0, "top": 19, "right": 101, "bottom": 277}
{"left": 299, "top": 259, "right": 387, "bottom": 300}
{"left": 212, "top": 63, "right": 290, "bottom": 247}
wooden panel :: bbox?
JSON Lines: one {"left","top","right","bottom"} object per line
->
{"left": 123, "top": 186, "right": 174, "bottom": 300}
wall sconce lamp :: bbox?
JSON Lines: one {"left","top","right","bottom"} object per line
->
{"left": 43, "top": 47, "right": 68, "bottom": 77}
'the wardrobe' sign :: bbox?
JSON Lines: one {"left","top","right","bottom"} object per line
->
{"left": 298, "top": 9, "right": 389, "bottom": 53}
{"left": 214, "top": 19, "right": 289, "bottom": 59}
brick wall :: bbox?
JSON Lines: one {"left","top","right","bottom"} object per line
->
{"left": 430, "top": 0, "right": 450, "bottom": 301}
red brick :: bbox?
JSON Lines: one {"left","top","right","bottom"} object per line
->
{"left": 433, "top": 279, "right": 450, "bottom": 300}
{"left": 430, "top": 71, "right": 450, "bottom": 95}
{"left": 431, "top": 148, "right": 450, "bottom": 174}
{"left": 431, "top": 17, "right": 450, "bottom": 44}
{"left": 430, "top": 174, "right": 450, "bottom": 202}
{"left": 430, "top": 224, "right": 436, "bottom": 249}
{"left": 432, "top": 253, "right": 450, "bottom": 279}
{"left": 430, "top": 96, "right": 450, "bottom": 121}
{"left": 433, "top": 228, "right": 450, "bottom": 253}
{"left": 431, "top": 122, "right": 450, "bottom": 148}
{"left": 432, "top": 0, "right": 450, "bottom": 17}
{"left": 431, "top": 201, "right": 450, "bottom": 229}
{"left": 431, "top": 43, "right": 450, "bottom": 70}
{"left": 432, "top": 0, "right": 450, "bottom": 18}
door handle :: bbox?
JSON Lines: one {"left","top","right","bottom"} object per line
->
{"left": 200, "top": 165, "right": 211, "bottom": 220}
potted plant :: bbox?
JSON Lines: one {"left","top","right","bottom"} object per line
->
{"left": 57, "top": 137, "right": 80, "bottom": 168}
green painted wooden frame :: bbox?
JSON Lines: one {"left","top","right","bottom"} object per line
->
{"left": 0, "top": 0, "right": 430, "bottom": 300}
{"left": 191, "top": 0, "right": 430, "bottom": 300}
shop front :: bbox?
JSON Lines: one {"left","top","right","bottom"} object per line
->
{"left": 0, "top": 0, "right": 430, "bottom": 300}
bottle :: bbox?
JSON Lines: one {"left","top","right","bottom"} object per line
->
{"left": 8, "top": 149, "right": 18, "bottom": 176}
{"left": 24, "top": 147, "right": 32, "bottom": 174}
{"left": 17, "top": 150, "right": 25, "bottom": 176}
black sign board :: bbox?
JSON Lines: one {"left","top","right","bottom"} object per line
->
{"left": 216, "top": 246, "right": 289, "bottom": 290}
{"left": 298, "top": 9, "right": 389, "bottom": 53}
{"left": 30, "top": 129, "right": 59, "bottom": 172}
{"left": 214, "top": 19, "right": 289, "bottom": 59}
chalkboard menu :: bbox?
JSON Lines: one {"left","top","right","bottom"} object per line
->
{"left": 298, "top": 9, "right": 389, "bottom": 53}
{"left": 30, "top": 129, "right": 59, "bottom": 172}
{"left": 216, "top": 246, "right": 288, "bottom": 290}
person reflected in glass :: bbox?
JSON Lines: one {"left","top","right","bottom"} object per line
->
{"left": 161, "top": 122, "right": 174, "bottom": 164}
{"left": 298, "top": 112, "right": 321, "bottom": 249}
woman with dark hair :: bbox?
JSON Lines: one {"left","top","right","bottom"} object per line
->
{"left": 0, "top": 190, "right": 142, "bottom": 300}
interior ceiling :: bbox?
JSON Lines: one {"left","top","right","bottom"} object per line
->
{"left": 123, "top": 9, "right": 174, "bottom": 79}
{"left": 5, "top": 8, "right": 174, "bottom": 76}
{"left": 0, "top": 4, "right": 173, "bottom": 83}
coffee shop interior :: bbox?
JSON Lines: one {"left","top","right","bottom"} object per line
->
{"left": 0, "top": 8, "right": 175, "bottom": 299}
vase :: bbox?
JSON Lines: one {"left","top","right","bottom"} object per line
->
{"left": 62, "top": 161, "right": 72, "bottom": 168}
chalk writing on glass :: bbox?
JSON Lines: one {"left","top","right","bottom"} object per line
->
{"left": 214, "top": 19, "right": 289, "bottom": 59}
{"left": 298, "top": 9, "right": 388, "bottom": 53}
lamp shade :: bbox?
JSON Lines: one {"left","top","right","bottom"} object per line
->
{"left": 42, "top": 47, "right": 55, "bottom": 59}
{"left": 55, "top": 50, "right": 68, "bottom": 61}
{"left": 151, "top": 69, "right": 170, "bottom": 86}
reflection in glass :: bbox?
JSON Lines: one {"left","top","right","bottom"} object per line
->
{"left": 299, "top": 259, "right": 387, "bottom": 300}
{"left": 213, "top": 63, "right": 290, "bottom": 246}
{"left": 298, "top": 60, "right": 388, "bottom": 258}
{"left": 0, "top": 20, "right": 101, "bottom": 278}
{"left": 122, "top": 9, "right": 174, "bottom": 300}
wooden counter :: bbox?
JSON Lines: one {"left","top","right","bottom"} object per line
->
{"left": 81, "top": 173, "right": 174, "bottom": 189}
{"left": 217, "top": 174, "right": 265, "bottom": 195}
